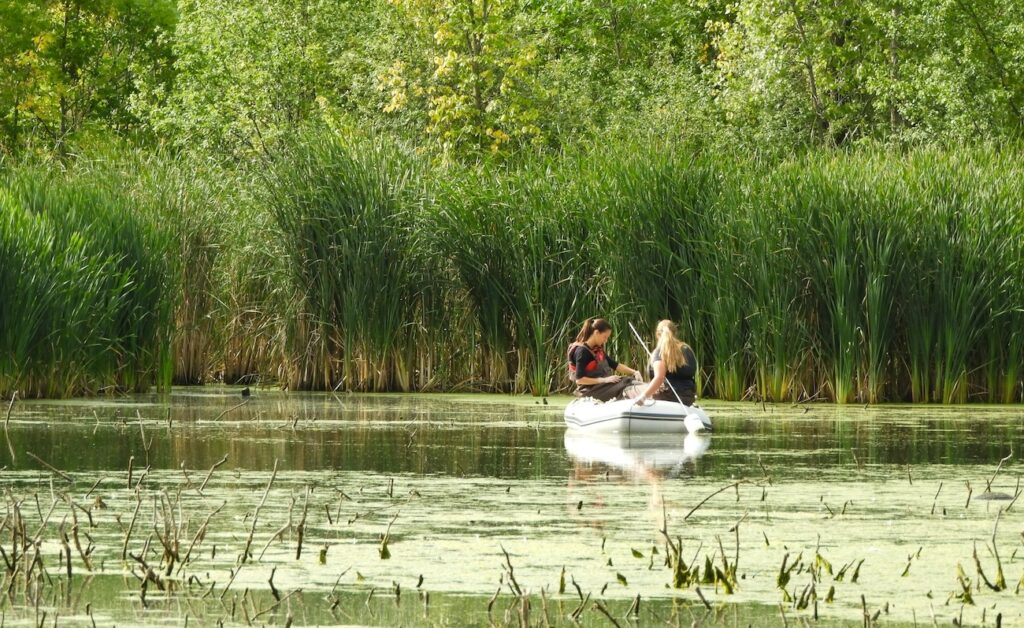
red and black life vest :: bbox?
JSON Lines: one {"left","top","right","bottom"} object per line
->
{"left": 566, "top": 342, "right": 611, "bottom": 381}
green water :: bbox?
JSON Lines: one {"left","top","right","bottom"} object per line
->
{"left": 1, "top": 389, "right": 1023, "bottom": 626}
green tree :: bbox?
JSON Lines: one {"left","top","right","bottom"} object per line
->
{"left": 381, "top": 0, "right": 546, "bottom": 156}
{"left": 523, "top": 0, "right": 712, "bottom": 141}
{"left": 711, "top": 0, "right": 1024, "bottom": 147}
{"left": 143, "top": 0, "right": 384, "bottom": 159}
{"left": 0, "top": 2, "right": 45, "bottom": 156}
{"left": 0, "top": 0, "right": 174, "bottom": 156}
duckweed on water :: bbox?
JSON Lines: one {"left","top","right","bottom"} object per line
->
{"left": 0, "top": 391, "right": 1021, "bottom": 625}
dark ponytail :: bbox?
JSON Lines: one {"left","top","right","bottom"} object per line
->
{"left": 575, "top": 317, "right": 612, "bottom": 343}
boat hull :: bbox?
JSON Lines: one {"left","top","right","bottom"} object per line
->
{"left": 563, "top": 398, "right": 711, "bottom": 434}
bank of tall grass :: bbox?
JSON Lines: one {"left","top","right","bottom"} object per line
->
{"left": 0, "top": 165, "right": 175, "bottom": 397}
{"left": 265, "top": 135, "right": 441, "bottom": 391}
{"left": 71, "top": 153, "right": 284, "bottom": 387}
{"left": 264, "top": 138, "right": 1024, "bottom": 401}
{"left": 2, "top": 140, "right": 1022, "bottom": 402}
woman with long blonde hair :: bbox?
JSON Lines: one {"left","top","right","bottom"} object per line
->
{"left": 636, "top": 320, "right": 698, "bottom": 405}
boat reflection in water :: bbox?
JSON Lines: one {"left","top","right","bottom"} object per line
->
{"left": 564, "top": 431, "right": 711, "bottom": 476}
{"left": 564, "top": 431, "right": 712, "bottom": 532}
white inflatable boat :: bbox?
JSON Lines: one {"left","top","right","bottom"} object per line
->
{"left": 563, "top": 398, "right": 712, "bottom": 434}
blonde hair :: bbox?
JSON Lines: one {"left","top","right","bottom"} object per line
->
{"left": 652, "top": 320, "right": 689, "bottom": 372}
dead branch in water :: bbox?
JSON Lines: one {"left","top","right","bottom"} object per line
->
{"left": 242, "top": 459, "right": 279, "bottom": 564}
{"left": 685, "top": 480, "right": 750, "bottom": 520}
{"left": 931, "top": 481, "right": 943, "bottom": 515}
{"left": 259, "top": 495, "right": 296, "bottom": 561}
{"left": 66, "top": 495, "right": 94, "bottom": 571}
{"left": 122, "top": 494, "right": 142, "bottom": 561}
{"left": 213, "top": 399, "right": 251, "bottom": 422}
{"left": 26, "top": 451, "right": 73, "bottom": 483}
{"left": 295, "top": 486, "right": 310, "bottom": 560}
{"left": 4, "top": 391, "right": 16, "bottom": 463}
{"left": 198, "top": 454, "right": 229, "bottom": 494}
{"left": 177, "top": 502, "right": 224, "bottom": 575}
{"left": 986, "top": 449, "right": 1014, "bottom": 492}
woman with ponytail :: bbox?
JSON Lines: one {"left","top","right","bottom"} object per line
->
{"left": 636, "top": 320, "right": 698, "bottom": 405}
{"left": 566, "top": 318, "right": 644, "bottom": 401}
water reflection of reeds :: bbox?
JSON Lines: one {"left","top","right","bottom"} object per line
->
{"left": 5, "top": 393, "right": 1023, "bottom": 479}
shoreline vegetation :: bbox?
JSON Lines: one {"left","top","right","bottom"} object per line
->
{"left": 2, "top": 139, "right": 1023, "bottom": 403}
{"left": 2, "top": 0, "right": 1023, "bottom": 402}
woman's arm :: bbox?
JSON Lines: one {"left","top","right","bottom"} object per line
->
{"left": 614, "top": 363, "right": 641, "bottom": 379}
{"left": 637, "top": 360, "right": 666, "bottom": 401}
{"left": 575, "top": 375, "right": 620, "bottom": 386}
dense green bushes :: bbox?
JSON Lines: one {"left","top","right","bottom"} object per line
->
{"left": 2, "top": 140, "right": 1022, "bottom": 402}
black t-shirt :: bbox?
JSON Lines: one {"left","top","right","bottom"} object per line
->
{"left": 649, "top": 344, "right": 697, "bottom": 392}
{"left": 571, "top": 344, "right": 618, "bottom": 379}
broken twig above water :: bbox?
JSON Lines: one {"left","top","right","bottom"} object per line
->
{"left": 213, "top": 398, "right": 251, "bottom": 422}
{"left": 4, "top": 391, "right": 16, "bottom": 463}
{"left": 685, "top": 480, "right": 750, "bottom": 520}
{"left": 26, "top": 451, "right": 73, "bottom": 483}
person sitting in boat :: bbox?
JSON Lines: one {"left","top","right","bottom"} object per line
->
{"left": 567, "top": 318, "right": 643, "bottom": 401}
{"left": 636, "top": 319, "right": 697, "bottom": 406}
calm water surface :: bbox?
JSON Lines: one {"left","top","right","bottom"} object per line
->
{"left": 2, "top": 389, "right": 1023, "bottom": 626}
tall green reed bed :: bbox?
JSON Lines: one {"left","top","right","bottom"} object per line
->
{"left": 428, "top": 159, "right": 601, "bottom": 395}
{"left": 71, "top": 152, "right": 233, "bottom": 386}
{"left": 0, "top": 166, "right": 174, "bottom": 398}
{"left": 466, "top": 143, "right": 1024, "bottom": 402}
{"left": 266, "top": 134, "right": 443, "bottom": 391}
{"left": 774, "top": 149, "right": 1024, "bottom": 403}
{"left": 268, "top": 139, "right": 1024, "bottom": 401}
{"left": 28, "top": 152, "right": 276, "bottom": 389}
{"left": 266, "top": 136, "right": 600, "bottom": 394}
{"left": 576, "top": 146, "right": 718, "bottom": 377}
{"left": 3, "top": 140, "right": 1023, "bottom": 402}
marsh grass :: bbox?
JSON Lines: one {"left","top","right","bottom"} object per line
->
{"left": 267, "top": 133, "right": 431, "bottom": 391}
{"left": 0, "top": 165, "right": 174, "bottom": 397}
{"left": 3, "top": 139, "right": 1023, "bottom": 401}
{"left": 583, "top": 145, "right": 720, "bottom": 388}
{"left": 429, "top": 159, "right": 599, "bottom": 394}
{"left": 75, "top": 151, "right": 231, "bottom": 386}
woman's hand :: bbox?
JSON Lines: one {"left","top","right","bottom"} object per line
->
{"left": 603, "top": 375, "right": 621, "bottom": 384}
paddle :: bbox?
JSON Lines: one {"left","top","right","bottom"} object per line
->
{"left": 628, "top": 322, "right": 687, "bottom": 407}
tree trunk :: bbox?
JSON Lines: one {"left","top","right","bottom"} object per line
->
{"left": 787, "top": 0, "right": 831, "bottom": 140}
{"left": 889, "top": 9, "right": 901, "bottom": 132}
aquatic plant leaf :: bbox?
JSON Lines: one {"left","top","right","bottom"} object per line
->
{"left": 815, "top": 553, "right": 833, "bottom": 576}
{"left": 702, "top": 556, "right": 715, "bottom": 584}
{"left": 715, "top": 567, "right": 735, "bottom": 594}
{"left": 851, "top": 559, "right": 864, "bottom": 583}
